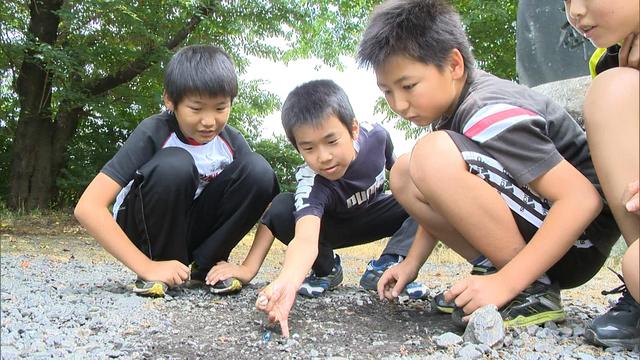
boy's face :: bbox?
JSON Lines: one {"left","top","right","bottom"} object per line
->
{"left": 164, "top": 93, "right": 232, "bottom": 144}
{"left": 293, "top": 115, "right": 358, "bottom": 181}
{"left": 564, "top": 0, "right": 639, "bottom": 48}
{"left": 375, "top": 54, "right": 460, "bottom": 127}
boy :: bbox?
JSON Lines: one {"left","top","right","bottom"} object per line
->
{"left": 564, "top": 0, "right": 639, "bottom": 349}
{"left": 357, "top": 0, "right": 620, "bottom": 328}
{"left": 254, "top": 79, "right": 426, "bottom": 336}
{"left": 74, "top": 45, "right": 279, "bottom": 297}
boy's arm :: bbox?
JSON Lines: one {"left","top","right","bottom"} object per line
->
{"left": 378, "top": 224, "right": 437, "bottom": 299}
{"left": 256, "top": 215, "right": 321, "bottom": 337}
{"left": 74, "top": 173, "right": 190, "bottom": 285}
{"left": 446, "top": 159, "right": 602, "bottom": 310}
{"left": 498, "top": 159, "right": 602, "bottom": 292}
{"left": 206, "top": 223, "right": 276, "bottom": 284}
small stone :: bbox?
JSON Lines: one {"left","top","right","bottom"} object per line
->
{"left": 558, "top": 327, "right": 573, "bottom": 337}
{"left": 462, "top": 304, "right": 505, "bottom": 347}
{"left": 457, "top": 344, "right": 483, "bottom": 359}
{"left": 434, "top": 332, "right": 463, "bottom": 348}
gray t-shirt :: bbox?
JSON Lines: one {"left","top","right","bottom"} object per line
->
{"left": 436, "top": 70, "right": 599, "bottom": 191}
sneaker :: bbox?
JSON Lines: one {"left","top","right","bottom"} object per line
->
{"left": 189, "top": 261, "right": 206, "bottom": 282}
{"left": 431, "top": 264, "right": 497, "bottom": 314}
{"left": 585, "top": 271, "right": 640, "bottom": 350}
{"left": 190, "top": 261, "right": 242, "bottom": 295}
{"left": 499, "top": 281, "right": 564, "bottom": 327}
{"left": 298, "top": 254, "right": 344, "bottom": 298}
{"left": 451, "top": 280, "right": 565, "bottom": 329}
{"left": 132, "top": 279, "right": 168, "bottom": 298}
{"left": 359, "top": 255, "right": 428, "bottom": 300}
{"left": 209, "top": 278, "right": 242, "bottom": 295}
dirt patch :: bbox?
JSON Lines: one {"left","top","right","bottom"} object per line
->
{"left": 1, "top": 213, "right": 634, "bottom": 359}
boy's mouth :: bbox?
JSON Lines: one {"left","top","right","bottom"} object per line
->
{"left": 579, "top": 25, "right": 596, "bottom": 37}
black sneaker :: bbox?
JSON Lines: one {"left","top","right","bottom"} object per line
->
{"left": 189, "top": 261, "right": 242, "bottom": 294}
{"left": 359, "top": 255, "right": 429, "bottom": 300}
{"left": 189, "top": 261, "right": 206, "bottom": 282}
{"left": 431, "top": 264, "right": 497, "bottom": 314}
{"left": 209, "top": 278, "right": 242, "bottom": 295}
{"left": 451, "top": 280, "right": 565, "bottom": 328}
{"left": 298, "top": 254, "right": 343, "bottom": 298}
{"left": 132, "top": 279, "right": 168, "bottom": 298}
{"left": 585, "top": 270, "right": 640, "bottom": 350}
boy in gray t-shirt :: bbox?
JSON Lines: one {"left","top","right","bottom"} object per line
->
{"left": 357, "top": 0, "right": 619, "bottom": 329}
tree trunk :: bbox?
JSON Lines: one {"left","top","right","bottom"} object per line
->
{"left": 8, "top": 0, "right": 63, "bottom": 210}
{"left": 7, "top": 1, "right": 213, "bottom": 210}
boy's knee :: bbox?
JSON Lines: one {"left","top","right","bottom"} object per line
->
{"left": 585, "top": 67, "right": 639, "bottom": 126}
{"left": 390, "top": 154, "right": 410, "bottom": 194}
{"left": 239, "top": 152, "right": 278, "bottom": 192}
{"left": 142, "top": 147, "right": 198, "bottom": 190}
{"left": 410, "top": 131, "right": 464, "bottom": 185}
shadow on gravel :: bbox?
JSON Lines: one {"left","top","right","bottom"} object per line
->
{"left": 151, "top": 284, "right": 457, "bottom": 359}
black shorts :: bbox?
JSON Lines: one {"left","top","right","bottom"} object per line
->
{"left": 444, "top": 130, "right": 620, "bottom": 289}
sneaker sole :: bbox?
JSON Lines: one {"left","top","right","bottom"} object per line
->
{"left": 209, "top": 279, "right": 242, "bottom": 295}
{"left": 132, "top": 282, "right": 167, "bottom": 298}
{"left": 584, "top": 329, "right": 640, "bottom": 350}
{"left": 503, "top": 309, "right": 565, "bottom": 328}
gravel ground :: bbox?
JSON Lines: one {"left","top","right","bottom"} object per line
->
{"left": 1, "top": 219, "right": 638, "bottom": 359}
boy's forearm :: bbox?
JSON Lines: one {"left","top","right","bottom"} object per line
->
{"left": 241, "top": 223, "right": 276, "bottom": 280}
{"left": 76, "top": 204, "right": 152, "bottom": 276}
{"left": 280, "top": 237, "right": 318, "bottom": 285}
{"left": 403, "top": 225, "right": 437, "bottom": 270}
{"left": 497, "top": 192, "right": 602, "bottom": 294}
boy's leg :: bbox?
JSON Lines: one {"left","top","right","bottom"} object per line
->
{"left": 397, "top": 130, "right": 615, "bottom": 326}
{"left": 188, "top": 152, "right": 279, "bottom": 272}
{"left": 583, "top": 68, "right": 640, "bottom": 349}
{"left": 116, "top": 147, "right": 198, "bottom": 265}
{"left": 584, "top": 67, "right": 639, "bottom": 245}
{"left": 398, "top": 131, "right": 528, "bottom": 268}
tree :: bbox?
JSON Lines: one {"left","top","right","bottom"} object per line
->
{"left": 1, "top": 0, "right": 377, "bottom": 210}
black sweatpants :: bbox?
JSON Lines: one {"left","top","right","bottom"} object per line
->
{"left": 116, "top": 147, "right": 279, "bottom": 271}
{"left": 261, "top": 192, "right": 417, "bottom": 276}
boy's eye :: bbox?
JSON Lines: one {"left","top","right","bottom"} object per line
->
{"left": 189, "top": 106, "right": 202, "bottom": 111}
{"left": 402, "top": 83, "right": 417, "bottom": 91}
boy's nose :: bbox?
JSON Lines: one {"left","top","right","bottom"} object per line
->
{"left": 392, "top": 95, "right": 410, "bottom": 116}
{"left": 317, "top": 148, "right": 333, "bottom": 163}
{"left": 566, "top": 0, "right": 585, "bottom": 21}
{"left": 201, "top": 115, "right": 216, "bottom": 128}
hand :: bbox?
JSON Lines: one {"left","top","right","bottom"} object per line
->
{"left": 443, "top": 273, "right": 517, "bottom": 320}
{"left": 206, "top": 261, "right": 254, "bottom": 285}
{"left": 377, "top": 261, "right": 417, "bottom": 301}
{"left": 140, "top": 260, "right": 190, "bottom": 287}
{"left": 623, "top": 180, "right": 640, "bottom": 216}
{"left": 619, "top": 33, "right": 640, "bottom": 69}
{"left": 255, "top": 278, "right": 298, "bottom": 337}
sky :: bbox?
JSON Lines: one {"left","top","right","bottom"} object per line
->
{"left": 243, "top": 56, "right": 418, "bottom": 156}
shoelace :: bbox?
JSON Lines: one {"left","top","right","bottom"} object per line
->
{"left": 601, "top": 267, "right": 639, "bottom": 312}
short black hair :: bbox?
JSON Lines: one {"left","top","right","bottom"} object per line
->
{"left": 164, "top": 45, "right": 238, "bottom": 105}
{"left": 357, "top": 0, "right": 474, "bottom": 74}
{"left": 281, "top": 80, "right": 356, "bottom": 149}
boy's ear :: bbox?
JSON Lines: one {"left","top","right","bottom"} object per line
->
{"left": 448, "top": 49, "right": 465, "bottom": 80}
{"left": 351, "top": 118, "right": 360, "bottom": 140}
{"left": 162, "top": 90, "right": 175, "bottom": 112}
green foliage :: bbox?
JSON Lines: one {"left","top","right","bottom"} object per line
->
{"left": 2, "top": 0, "right": 377, "bottom": 207}
{"left": 252, "top": 136, "right": 303, "bottom": 193}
